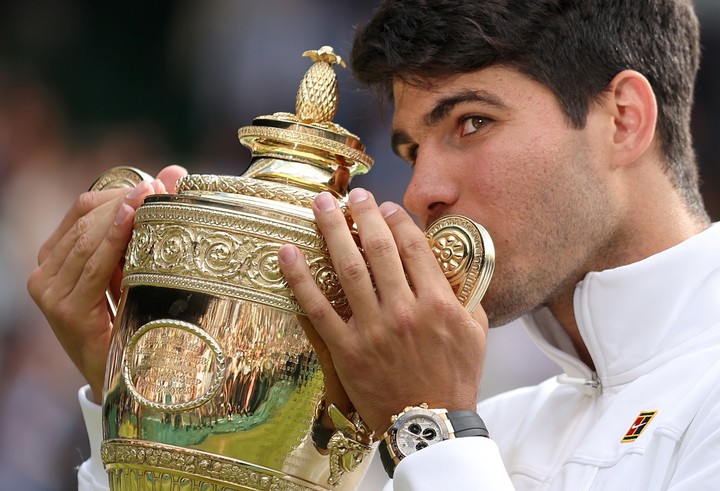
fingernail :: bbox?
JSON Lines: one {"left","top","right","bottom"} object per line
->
{"left": 114, "top": 203, "right": 131, "bottom": 226}
{"left": 379, "top": 202, "right": 400, "bottom": 218}
{"left": 315, "top": 192, "right": 337, "bottom": 212}
{"left": 278, "top": 244, "right": 297, "bottom": 265}
{"left": 126, "top": 181, "right": 149, "bottom": 200}
{"left": 349, "top": 188, "right": 369, "bottom": 204}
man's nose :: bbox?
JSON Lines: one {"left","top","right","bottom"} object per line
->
{"left": 402, "top": 145, "right": 458, "bottom": 226}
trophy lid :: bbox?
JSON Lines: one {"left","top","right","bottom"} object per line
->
{"left": 236, "top": 46, "right": 374, "bottom": 197}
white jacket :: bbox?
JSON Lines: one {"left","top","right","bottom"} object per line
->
{"left": 78, "top": 223, "right": 720, "bottom": 490}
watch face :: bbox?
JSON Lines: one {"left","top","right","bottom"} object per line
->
{"left": 393, "top": 411, "right": 450, "bottom": 457}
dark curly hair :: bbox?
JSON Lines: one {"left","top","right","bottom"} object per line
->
{"left": 352, "top": 0, "right": 706, "bottom": 218}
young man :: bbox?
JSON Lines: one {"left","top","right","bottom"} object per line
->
{"left": 29, "top": 0, "right": 720, "bottom": 489}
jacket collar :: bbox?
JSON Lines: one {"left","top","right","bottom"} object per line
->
{"left": 521, "top": 223, "right": 720, "bottom": 395}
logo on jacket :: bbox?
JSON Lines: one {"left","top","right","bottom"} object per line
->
{"left": 621, "top": 410, "right": 658, "bottom": 443}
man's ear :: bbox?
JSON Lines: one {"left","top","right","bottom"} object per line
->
{"left": 604, "top": 70, "right": 658, "bottom": 167}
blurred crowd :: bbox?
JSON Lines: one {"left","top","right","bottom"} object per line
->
{"left": 0, "top": 1, "right": 717, "bottom": 490}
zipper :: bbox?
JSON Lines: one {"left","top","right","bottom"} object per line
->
{"left": 522, "top": 317, "right": 602, "bottom": 396}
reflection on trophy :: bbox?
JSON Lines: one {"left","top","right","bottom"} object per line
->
{"left": 93, "top": 46, "right": 494, "bottom": 490}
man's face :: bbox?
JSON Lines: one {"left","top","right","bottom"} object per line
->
{"left": 391, "top": 66, "right": 621, "bottom": 327}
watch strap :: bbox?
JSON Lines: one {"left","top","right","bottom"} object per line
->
{"left": 311, "top": 418, "right": 335, "bottom": 450}
{"left": 447, "top": 410, "right": 490, "bottom": 438}
{"left": 378, "top": 437, "right": 398, "bottom": 478}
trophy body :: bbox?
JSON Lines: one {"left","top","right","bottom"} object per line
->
{"left": 96, "top": 48, "right": 494, "bottom": 491}
{"left": 102, "top": 185, "right": 348, "bottom": 490}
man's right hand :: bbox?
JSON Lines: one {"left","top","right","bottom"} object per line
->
{"left": 27, "top": 165, "right": 187, "bottom": 404}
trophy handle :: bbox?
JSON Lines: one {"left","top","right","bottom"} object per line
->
{"left": 89, "top": 166, "right": 154, "bottom": 319}
{"left": 424, "top": 215, "right": 495, "bottom": 313}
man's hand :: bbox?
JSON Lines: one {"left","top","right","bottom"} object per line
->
{"left": 27, "top": 165, "right": 187, "bottom": 403}
{"left": 278, "top": 188, "right": 488, "bottom": 435}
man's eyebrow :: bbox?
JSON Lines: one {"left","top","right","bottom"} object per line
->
{"left": 390, "top": 89, "right": 508, "bottom": 158}
{"left": 424, "top": 89, "right": 509, "bottom": 127}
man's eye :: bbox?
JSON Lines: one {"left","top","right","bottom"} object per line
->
{"left": 460, "top": 116, "right": 489, "bottom": 136}
{"left": 401, "top": 145, "right": 418, "bottom": 167}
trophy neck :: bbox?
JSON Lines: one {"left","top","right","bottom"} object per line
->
{"left": 238, "top": 115, "right": 374, "bottom": 198}
{"left": 243, "top": 157, "right": 346, "bottom": 197}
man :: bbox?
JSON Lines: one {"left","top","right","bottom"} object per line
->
{"left": 28, "top": 0, "right": 720, "bottom": 489}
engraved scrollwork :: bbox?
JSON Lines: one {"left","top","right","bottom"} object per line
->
{"left": 127, "top": 223, "right": 156, "bottom": 269}
{"left": 247, "top": 244, "right": 288, "bottom": 290}
{"left": 102, "top": 440, "right": 313, "bottom": 491}
{"left": 309, "top": 258, "right": 350, "bottom": 319}
{"left": 195, "top": 231, "right": 249, "bottom": 279}
{"left": 312, "top": 264, "right": 340, "bottom": 297}
{"left": 123, "top": 201, "right": 362, "bottom": 318}
{"left": 154, "top": 225, "right": 194, "bottom": 272}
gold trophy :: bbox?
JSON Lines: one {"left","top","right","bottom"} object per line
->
{"left": 92, "top": 46, "right": 494, "bottom": 490}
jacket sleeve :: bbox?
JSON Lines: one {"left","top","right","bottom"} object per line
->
{"left": 77, "top": 386, "right": 110, "bottom": 491}
{"left": 391, "top": 437, "right": 514, "bottom": 490}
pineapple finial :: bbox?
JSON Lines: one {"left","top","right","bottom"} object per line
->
{"left": 296, "top": 46, "right": 346, "bottom": 123}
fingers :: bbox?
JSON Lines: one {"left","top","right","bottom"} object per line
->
{"left": 37, "top": 188, "right": 127, "bottom": 266}
{"left": 277, "top": 188, "right": 489, "bottom": 432}
{"left": 285, "top": 188, "right": 448, "bottom": 329}
{"left": 151, "top": 179, "right": 167, "bottom": 194}
{"left": 278, "top": 244, "right": 348, "bottom": 351}
{"left": 344, "top": 189, "right": 451, "bottom": 307}
{"left": 29, "top": 166, "right": 186, "bottom": 400}
{"left": 312, "top": 192, "right": 379, "bottom": 320}
{"left": 280, "top": 246, "right": 354, "bottom": 416}
{"left": 28, "top": 197, "right": 126, "bottom": 398}
{"left": 378, "top": 201, "right": 455, "bottom": 299}
{"left": 297, "top": 316, "right": 352, "bottom": 414}
{"left": 346, "top": 189, "right": 414, "bottom": 306}
{"left": 39, "top": 194, "right": 124, "bottom": 291}
{"left": 71, "top": 201, "right": 136, "bottom": 304}
{"left": 50, "top": 182, "right": 152, "bottom": 296}
{"left": 156, "top": 165, "right": 188, "bottom": 193}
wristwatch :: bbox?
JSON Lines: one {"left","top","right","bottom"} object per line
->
{"left": 379, "top": 403, "right": 489, "bottom": 478}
